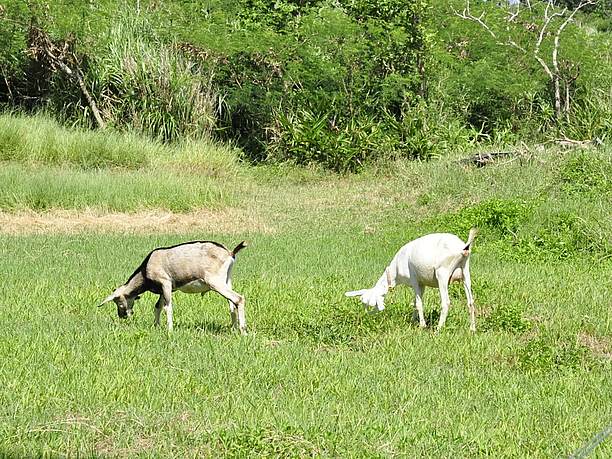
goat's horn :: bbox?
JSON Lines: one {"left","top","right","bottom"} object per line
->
{"left": 98, "top": 293, "right": 116, "bottom": 307}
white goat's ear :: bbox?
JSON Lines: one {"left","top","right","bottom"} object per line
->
{"left": 345, "top": 289, "right": 367, "bottom": 297}
{"left": 98, "top": 292, "right": 118, "bottom": 307}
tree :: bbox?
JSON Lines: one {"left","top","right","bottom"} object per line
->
{"left": 453, "top": 0, "right": 596, "bottom": 121}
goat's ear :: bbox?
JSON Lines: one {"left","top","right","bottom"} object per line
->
{"left": 345, "top": 289, "right": 367, "bottom": 297}
{"left": 98, "top": 292, "right": 118, "bottom": 307}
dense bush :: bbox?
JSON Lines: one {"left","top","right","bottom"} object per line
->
{"left": 205, "top": 0, "right": 432, "bottom": 168}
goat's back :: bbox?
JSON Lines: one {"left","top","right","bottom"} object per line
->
{"left": 146, "top": 241, "right": 232, "bottom": 286}
{"left": 398, "top": 233, "right": 469, "bottom": 287}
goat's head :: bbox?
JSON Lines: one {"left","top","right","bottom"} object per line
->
{"left": 345, "top": 287, "right": 386, "bottom": 312}
{"left": 98, "top": 286, "right": 139, "bottom": 318}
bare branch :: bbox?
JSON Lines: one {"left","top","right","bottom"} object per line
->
{"left": 551, "top": 0, "right": 596, "bottom": 117}
{"left": 452, "top": 1, "right": 497, "bottom": 39}
{"left": 28, "top": 27, "right": 106, "bottom": 129}
{"left": 505, "top": 38, "right": 526, "bottom": 53}
{"left": 507, "top": 2, "right": 521, "bottom": 22}
{"left": 553, "top": 0, "right": 595, "bottom": 75}
{"left": 534, "top": 4, "right": 566, "bottom": 82}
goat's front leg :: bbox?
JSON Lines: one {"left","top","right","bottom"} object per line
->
{"left": 412, "top": 283, "right": 427, "bottom": 328}
{"left": 161, "top": 282, "right": 174, "bottom": 331}
{"left": 154, "top": 295, "right": 165, "bottom": 327}
{"left": 435, "top": 270, "right": 451, "bottom": 332}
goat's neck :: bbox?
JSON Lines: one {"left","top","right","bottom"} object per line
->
{"left": 373, "top": 259, "right": 397, "bottom": 294}
{"left": 123, "top": 272, "right": 148, "bottom": 298}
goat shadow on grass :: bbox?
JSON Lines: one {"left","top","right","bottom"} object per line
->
{"left": 407, "top": 308, "right": 442, "bottom": 329}
{"left": 424, "top": 309, "right": 441, "bottom": 327}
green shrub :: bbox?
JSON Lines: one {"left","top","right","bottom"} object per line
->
{"left": 267, "top": 110, "right": 398, "bottom": 172}
{"left": 208, "top": 0, "right": 430, "bottom": 166}
{"left": 517, "top": 329, "right": 593, "bottom": 372}
{"left": 515, "top": 212, "right": 611, "bottom": 261}
{"left": 432, "top": 192, "right": 610, "bottom": 262}
{"left": 436, "top": 198, "right": 534, "bottom": 240}
{"left": 482, "top": 301, "right": 531, "bottom": 334}
{"left": 559, "top": 151, "right": 612, "bottom": 195}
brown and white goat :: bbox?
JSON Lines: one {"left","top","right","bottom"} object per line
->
{"left": 99, "top": 241, "right": 247, "bottom": 333}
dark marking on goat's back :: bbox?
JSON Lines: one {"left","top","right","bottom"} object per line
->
{"left": 125, "top": 240, "right": 228, "bottom": 284}
{"left": 127, "top": 252, "right": 153, "bottom": 283}
{"left": 155, "top": 240, "right": 228, "bottom": 252}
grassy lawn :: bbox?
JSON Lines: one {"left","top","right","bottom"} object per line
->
{"left": 0, "top": 122, "right": 610, "bottom": 457}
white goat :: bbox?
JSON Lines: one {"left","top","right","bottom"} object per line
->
{"left": 346, "top": 229, "right": 477, "bottom": 332}
{"left": 99, "top": 240, "right": 247, "bottom": 333}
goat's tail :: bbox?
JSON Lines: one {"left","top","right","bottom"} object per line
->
{"left": 464, "top": 227, "right": 478, "bottom": 251}
{"left": 231, "top": 241, "right": 248, "bottom": 257}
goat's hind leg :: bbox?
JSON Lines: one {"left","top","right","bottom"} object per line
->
{"left": 435, "top": 269, "right": 452, "bottom": 332}
{"left": 226, "top": 278, "right": 239, "bottom": 330}
{"left": 209, "top": 279, "right": 247, "bottom": 335}
{"left": 462, "top": 264, "right": 476, "bottom": 333}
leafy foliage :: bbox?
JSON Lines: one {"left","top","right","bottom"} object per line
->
{"left": 558, "top": 150, "right": 612, "bottom": 195}
{"left": 435, "top": 198, "right": 534, "bottom": 240}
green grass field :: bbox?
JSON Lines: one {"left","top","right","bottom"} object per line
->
{"left": 0, "top": 117, "right": 610, "bottom": 457}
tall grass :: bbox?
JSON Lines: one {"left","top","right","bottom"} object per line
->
{"left": 89, "top": 9, "right": 218, "bottom": 141}
{"left": 0, "top": 163, "right": 232, "bottom": 212}
{"left": 0, "top": 113, "right": 241, "bottom": 212}
{"left": 0, "top": 112, "right": 149, "bottom": 168}
{"left": 0, "top": 112, "right": 239, "bottom": 171}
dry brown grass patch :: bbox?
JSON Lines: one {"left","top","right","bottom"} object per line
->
{"left": 0, "top": 209, "right": 275, "bottom": 235}
{"left": 578, "top": 331, "right": 612, "bottom": 360}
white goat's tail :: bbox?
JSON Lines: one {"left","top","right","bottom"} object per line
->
{"left": 345, "top": 286, "right": 386, "bottom": 312}
{"left": 464, "top": 227, "right": 478, "bottom": 251}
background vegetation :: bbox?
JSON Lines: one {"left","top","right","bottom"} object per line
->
{"left": 0, "top": 2, "right": 610, "bottom": 456}
{"left": 1, "top": 0, "right": 610, "bottom": 170}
